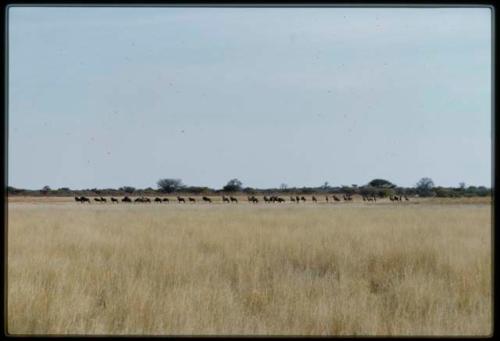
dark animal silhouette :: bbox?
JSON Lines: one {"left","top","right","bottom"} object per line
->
{"left": 263, "top": 196, "right": 270, "bottom": 203}
{"left": 248, "top": 195, "right": 258, "bottom": 203}
{"left": 94, "top": 198, "right": 102, "bottom": 202}
{"left": 404, "top": 195, "right": 409, "bottom": 201}
{"left": 326, "top": 196, "right": 329, "bottom": 202}
{"left": 177, "top": 196, "right": 186, "bottom": 203}
{"left": 301, "top": 196, "right": 306, "bottom": 202}
{"left": 189, "top": 197, "right": 196, "bottom": 203}
{"left": 230, "top": 196, "right": 238, "bottom": 203}
{"left": 333, "top": 195, "right": 340, "bottom": 202}
{"left": 202, "top": 196, "right": 212, "bottom": 203}
{"left": 76, "top": 196, "right": 90, "bottom": 203}
{"left": 122, "top": 196, "right": 132, "bottom": 202}
{"left": 100, "top": 197, "right": 107, "bottom": 202}
{"left": 222, "top": 196, "right": 230, "bottom": 203}
{"left": 296, "top": 196, "right": 300, "bottom": 203}
{"left": 290, "top": 196, "right": 296, "bottom": 202}
{"left": 162, "top": 198, "right": 170, "bottom": 203}
{"left": 154, "top": 197, "right": 162, "bottom": 203}
{"left": 312, "top": 196, "right": 317, "bottom": 203}
{"left": 111, "top": 197, "right": 118, "bottom": 203}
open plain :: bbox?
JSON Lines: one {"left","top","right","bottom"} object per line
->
{"left": 7, "top": 196, "right": 492, "bottom": 335}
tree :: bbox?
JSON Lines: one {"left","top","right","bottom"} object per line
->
{"left": 157, "top": 178, "right": 185, "bottom": 193}
{"left": 368, "top": 179, "right": 396, "bottom": 188}
{"left": 280, "top": 183, "right": 288, "bottom": 190}
{"left": 223, "top": 179, "right": 243, "bottom": 192}
{"left": 416, "top": 177, "right": 435, "bottom": 197}
{"left": 119, "top": 186, "right": 136, "bottom": 194}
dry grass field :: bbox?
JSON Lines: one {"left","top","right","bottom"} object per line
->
{"left": 7, "top": 197, "right": 492, "bottom": 335}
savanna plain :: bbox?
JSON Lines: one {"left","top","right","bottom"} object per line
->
{"left": 7, "top": 197, "right": 492, "bottom": 335}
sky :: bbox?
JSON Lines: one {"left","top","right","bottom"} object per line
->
{"left": 8, "top": 6, "right": 492, "bottom": 190}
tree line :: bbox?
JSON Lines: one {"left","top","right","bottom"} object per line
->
{"left": 6, "top": 177, "right": 491, "bottom": 198}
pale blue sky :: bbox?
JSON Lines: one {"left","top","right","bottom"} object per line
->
{"left": 8, "top": 6, "right": 492, "bottom": 190}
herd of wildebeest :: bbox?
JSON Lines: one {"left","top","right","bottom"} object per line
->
{"left": 74, "top": 193, "right": 410, "bottom": 204}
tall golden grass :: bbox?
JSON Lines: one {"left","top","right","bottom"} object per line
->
{"left": 7, "top": 202, "right": 491, "bottom": 335}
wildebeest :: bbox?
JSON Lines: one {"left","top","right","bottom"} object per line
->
{"left": 162, "top": 198, "right": 170, "bottom": 203}
{"left": 290, "top": 196, "right": 296, "bottom": 202}
{"left": 75, "top": 196, "right": 90, "bottom": 203}
{"left": 189, "top": 197, "right": 196, "bottom": 203}
{"left": 312, "top": 196, "right": 317, "bottom": 203}
{"left": 100, "top": 197, "right": 107, "bottom": 202}
{"left": 404, "top": 195, "right": 409, "bottom": 201}
{"left": 177, "top": 196, "right": 186, "bottom": 203}
{"left": 301, "top": 196, "right": 306, "bottom": 202}
{"left": 248, "top": 195, "right": 258, "bottom": 203}
{"left": 326, "top": 196, "right": 329, "bottom": 202}
{"left": 222, "top": 196, "right": 230, "bottom": 203}
{"left": 277, "top": 197, "right": 285, "bottom": 203}
{"left": 202, "top": 196, "right": 212, "bottom": 203}
{"left": 263, "top": 196, "right": 270, "bottom": 203}
{"left": 122, "top": 196, "right": 132, "bottom": 202}
{"left": 230, "top": 196, "right": 238, "bottom": 203}
{"left": 154, "top": 197, "right": 162, "bottom": 203}
{"left": 135, "top": 197, "right": 143, "bottom": 203}
{"left": 94, "top": 198, "right": 102, "bottom": 202}
{"left": 333, "top": 195, "right": 340, "bottom": 202}
{"left": 111, "top": 197, "right": 118, "bottom": 203}
{"left": 296, "top": 196, "right": 300, "bottom": 203}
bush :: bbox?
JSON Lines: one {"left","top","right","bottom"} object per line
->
{"left": 185, "top": 186, "right": 211, "bottom": 194}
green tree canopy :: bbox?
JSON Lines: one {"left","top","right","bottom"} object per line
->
{"left": 368, "top": 179, "right": 396, "bottom": 188}
{"left": 157, "top": 178, "right": 185, "bottom": 193}
{"left": 223, "top": 179, "right": 243, "bottom": 192}
{"left": 416, "top": 177, "right": 435, "bottom": 197}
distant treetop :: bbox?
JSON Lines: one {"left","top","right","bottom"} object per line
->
{"left": 368, "top": 179, "right": 396, "bottom": 188}
{"left": 223, "top": 178, "right": 243, "bottom": 192}
{"left": 157, "top": 178, "right": 185, "bottom": 193}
